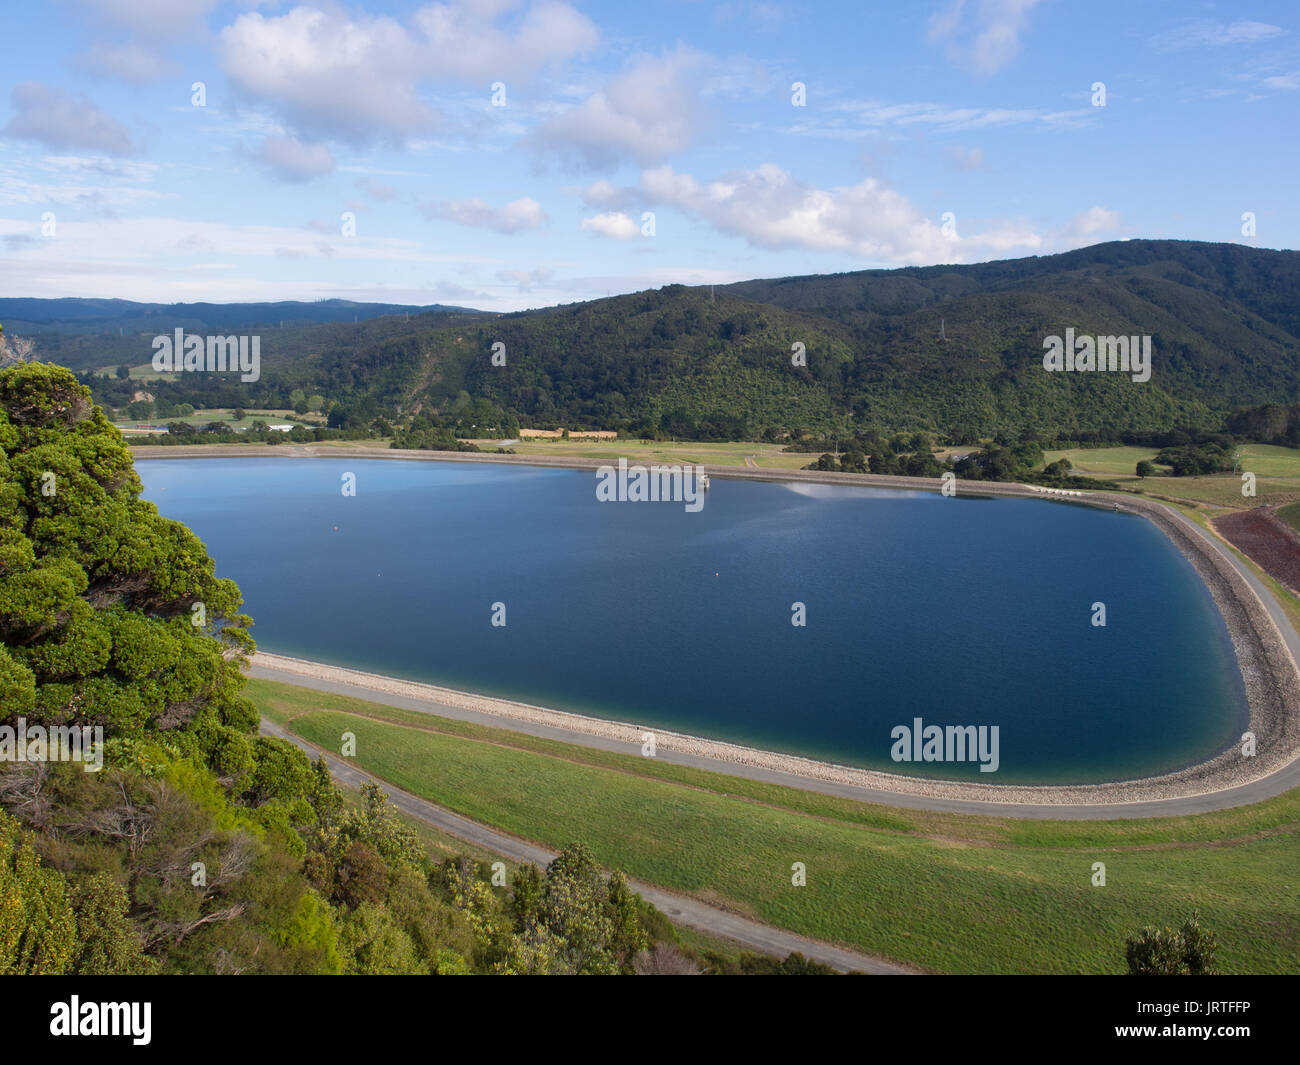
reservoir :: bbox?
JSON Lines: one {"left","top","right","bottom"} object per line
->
{"left": 137, "top": 457, "right": 1248, "bottom": 784}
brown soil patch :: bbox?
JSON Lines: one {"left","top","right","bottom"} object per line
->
{"left": 1213, "top": 507, "right": 1300, "bottom": 597}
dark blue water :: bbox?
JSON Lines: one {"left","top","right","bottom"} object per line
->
{"left": 137, "top": 458, "right": 1248, "bottom": 783}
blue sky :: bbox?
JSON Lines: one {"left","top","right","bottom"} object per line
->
{"left": 0, "top": 0, "right": 1296, "bottom": 311}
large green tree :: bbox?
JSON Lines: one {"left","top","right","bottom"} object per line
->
{"left": 0, "top": 363, "right": 255, "bottom": 754}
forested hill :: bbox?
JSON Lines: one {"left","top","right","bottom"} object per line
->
{"left": 31, "top": 240, "right": 1300, "bottom": 441}
{"left": 717, "top": 240, "right": 1300, "bottom": 337}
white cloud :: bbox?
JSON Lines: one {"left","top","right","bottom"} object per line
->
{"left": 72, "top": 0, "right": 216, "bottom": 83}
{"left": 1064, "top": 205, "right": 1120, "bottom": 240}
{"left": 1262, "top": 70, "right": 1300, "bottom": 91}
{"left": 944, "top": 144, "right": 985, "bottom": 170}
{"left": 799, "top": 97, "right": 1094, "bottom": 138}
{"left": 497, "top": 266, "right": 554, "bottom": 290}
{"left": 246, "top": 135, "right": 336, "bottom": 183}
{"left": 219, "top": 7, "right": 439, "bottom": 146}
{"left": 577, "top": 179, "right": 641, "bottom": 210}
{"left": 0, "top": 215, "right": 521, "bottom": 304}
{"left": 579, "top": 211, "right": 642, "bottom": 240}
{"left": 529, "top": 46, "right": 713, "bottom": 168}
{"left": 927, "top": 0, "right": 1044, "bottom": 75}
{"left": 430, "top": 279, "right": 492, "bottom": 303}
{"left": 356, "top": 177, "right": 399, "bottom": 201}
{"left": 637, "top": 163, "right": 1050, "bottom": 264}
{"left": 0, "top": 177, "right": 168, "bottom": 211}
{"left": 75, "top": 0, "right": 217, "bottom": 41}
{"left": 1154, "top": 19, "right": 1285, "bottom": 51}
{"left": 410, "top": 0, "right": 598, "bottom": 80}
{"left": 426, "top": 196, "right": 548, "bottom": 232}
{"left": 0, "top": 214, "right": 449, "bottom": 269}
{"left": 37, "top": 155, "right": 159, "bottom": 182}
{"left": 78, "top": 40, "right": 178, "bottom": 83}
{"left": 641, "top": 163, "right": 957, "bottom": 263}
{"left": 218, "top": 1, "right": 597, "bottom": 148}
{"left": 2, "top": 83, "right": 140, "bottom": 156}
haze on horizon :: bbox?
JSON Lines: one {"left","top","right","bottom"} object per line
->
{"left": 0, "top": 0, "right": 1296, "bottom": 313}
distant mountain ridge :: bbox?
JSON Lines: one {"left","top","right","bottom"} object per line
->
{"left": 0, "top": 297, "right": 483, "bottom": 335}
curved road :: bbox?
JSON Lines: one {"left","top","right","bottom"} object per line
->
{"left": 260, "top": 719, "right": 912, "bottom": 974}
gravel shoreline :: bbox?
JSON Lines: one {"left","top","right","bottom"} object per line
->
{"left": 133, "top": 445, "right": 1300, "bottom": 803}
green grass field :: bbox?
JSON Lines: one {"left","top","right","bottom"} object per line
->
{"left": 116, "top": 408, "right": 323, "bottom": 431}
{"left": 1042, "top": 445, "right": 1162, "bottom": 477}
{"left": 247, "top": 677, "right": 1300, "bottom": 974}
{"left": 99, "top": 362, "right": 178, "bottom": 382}
{"left": 1044, "top": 444, "right": 1300, "bottom": 508}
{"left": 464, "top": 437, "right": 815, "bottom": 470}
{"left": 1276, "top": 501, "right": 1300, "bottom": 534}
{"left": 1139, "top": 476, "right": 1300, "bottom": 508}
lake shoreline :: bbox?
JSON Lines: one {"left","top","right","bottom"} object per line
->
{"left": 134, "top": 444, "right": 1300, "bottom": 805}
{"left": 128, "top": 442, "right": 1094, "bottom": 497}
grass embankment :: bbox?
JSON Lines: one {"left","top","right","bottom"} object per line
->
{"left": 1276, "top": 501, "right": 1300, "bottom": 535}
{"left": 248, "top": 677, "right": 1300, "bottom": 974}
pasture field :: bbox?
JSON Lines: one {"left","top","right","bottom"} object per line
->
{"left": 116, "top": 408, "right": 323, "bottom": 431}
{"left": 1046, "top": 444, "right": 1300, "bottom": 508}
{"left": 1042, "top": 445, "right": 1162, "bottom": 478}
{"left": 463, "top": 437, "right": 814, "bottom": 470}
{"left": 98, "top": 362, "right": 177, "bottom": 382}
{"left": 248, "top": 677, "right": 1300, "bottom": 975}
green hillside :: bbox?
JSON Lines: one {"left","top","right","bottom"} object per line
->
{"left": 26, "top": 239, "right": 1300, "bottom": 442}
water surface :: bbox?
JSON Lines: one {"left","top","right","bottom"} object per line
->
{"left": 138, "top": 457, "right": 1248, "bottom": 783}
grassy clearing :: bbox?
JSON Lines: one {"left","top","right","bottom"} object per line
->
{"left": 1048, "top": 443, "right": 1300, "bottom": 480}
{"left": 463, "top": 438, "right": 814, "bottom": 470}
{"left": 1045, "top": 444, "right": 1300, "bottom": 508}
{"left": 248, "top": 677, "right": 1300, "bottom": 974}
{"left": 98, "top": 362, "right": 178, "bottom": 381}
{"left": 1043, "top": 446, "right": 1162, "bottom": 478}
{"left": 142, "top": 408, "right": 323, "bottom": 429}
{"left": 1137, "top": 476, "right": 1300, "bottom": 508}
{"left": 115, "top": 408, "right": 323, "bottom": 433}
